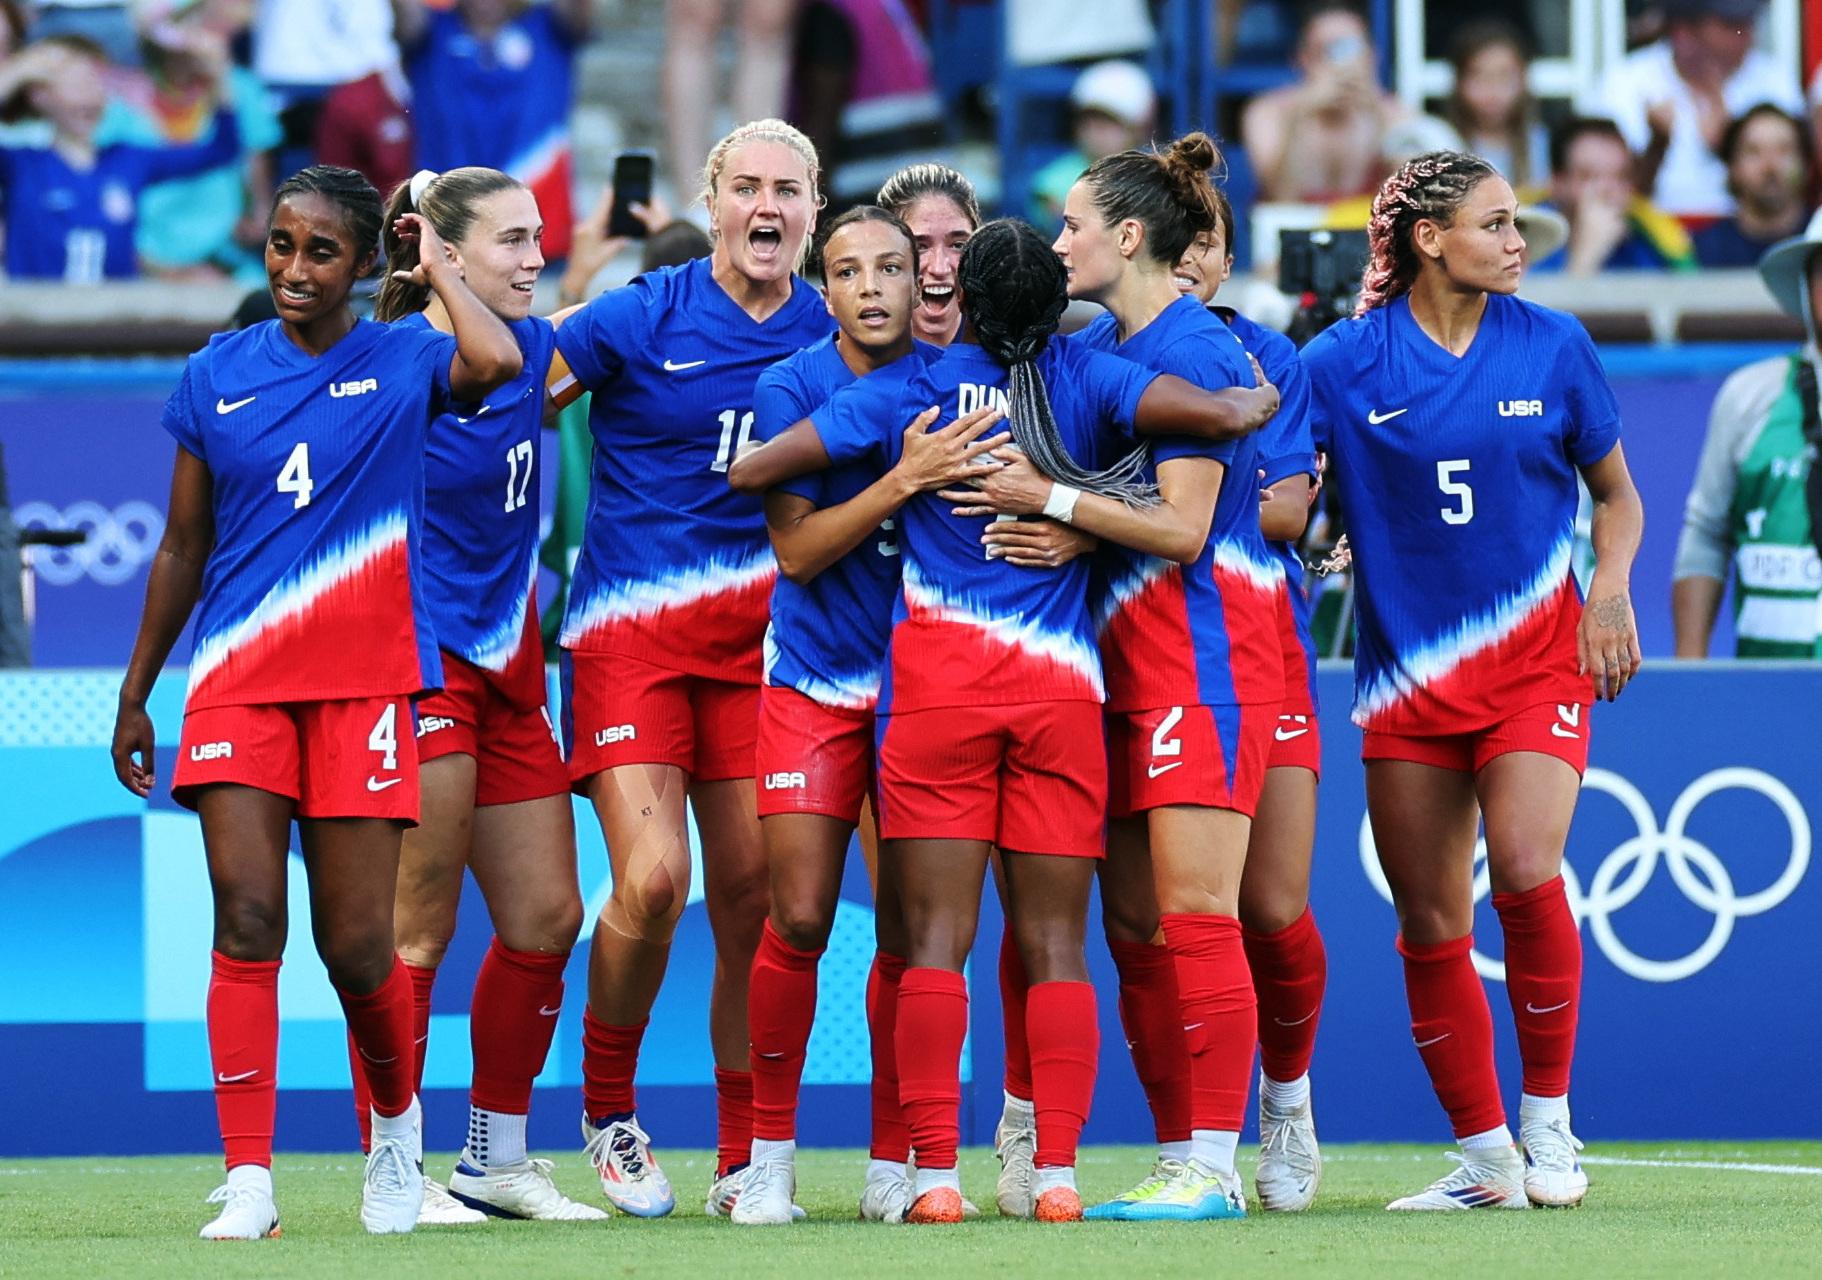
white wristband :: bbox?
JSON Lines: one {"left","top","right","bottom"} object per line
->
{"left": 1042, "top": 482, "right": 1082, "bottom": 524}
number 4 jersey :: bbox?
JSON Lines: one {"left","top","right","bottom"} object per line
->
{"left": 162, "top": 317, "right": 457, "bottom": 711}
{"left": 1301, "top": 293, "right": 1621, "bottom": 734}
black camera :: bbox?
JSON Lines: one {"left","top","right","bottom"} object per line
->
{"left": 1278, "top": 229, "right": 1369, "bottom": 347}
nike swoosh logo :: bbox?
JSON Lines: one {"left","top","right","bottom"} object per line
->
{"left": 1525, "top": 1000, "right": 1571, "bottom": 1014}
{"left": 538, "top": 1005, "right": 562, "bottom": 1017}
{"left": 1414, "top": 1033, "right": 1451, "bottom": 1049}
{"left": 216, "top": 395, "right": 256, "bottom": 415}
{"left": 756, "top": 1051, "right": 787, "bottom": 1060}
{"left": 1273, "top": 1010, "right": 1317, "bottom": 1027}
{"left": 1274, "top": 726, "right": 1309, "bottom": 741}
{"left": 1550, "top": 726, "right": 1580, "bottom": 739}
{"left": 454, "top": 405, "right": 491, "bottom": 424}
{"left": 1366, "top": 407, "right": 1407, "bottom": 424}
{"left": 216, "top": 1069, "right": 258, "bottom": 1083}
{"left": 663, "top": 358, "right": 707, "bottom": 371}
{"left": 357, "top": 1052, "right": 398, "bottom": 1066}
{"left": 1182, "top": 1022, "right": 1204, "bottom": 1033}
{"left": 1148, "top": 761, "right": 1183, "bottom": 778}
{"left": 366, "top": 777, "right": 403, "bottom": 792}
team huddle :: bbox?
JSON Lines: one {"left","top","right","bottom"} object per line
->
{"left": 110, "top": 116, "right": 1645, "bottom": 1239}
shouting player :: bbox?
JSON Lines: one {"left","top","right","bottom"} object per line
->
{"left": 359, "top": 166, "right": 601, "bottom": 1224}
{"left": 1300, "top": 151, "right": 1642, "bottom": 1210}
{"left": 111, "top": 165, "right": 523, "bottom": 1238}
{"left": 549, "top": 119, "right": 833, "bottom": 1217}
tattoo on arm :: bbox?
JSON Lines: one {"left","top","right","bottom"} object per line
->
{"left": 1591, "top": 594, "right": 1631, "bottom": 635}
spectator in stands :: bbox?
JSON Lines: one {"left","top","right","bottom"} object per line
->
{"left": 0, "top": 33, "right": 238, "bottom": 280}
{"left": 311, "top": 57, "right": 409, "bottom": 197}
{"left": 663, "top": 0, "right": 794, "bottom": 203}
{"left": 395, "top": 0, "right": 589, "bottom": 260}
{"left": 105, "top": 0, "right": 277, "bottom": 285}
{"left": 26, "top": 0, "right": 137, "bottom": 66}
{"left": 1692, "top": 104, "right": 1812, "bottom": 268}
{"left": 1531, "top": 116, "right": 1696, "bottom": 276}
{"left": 1445, "top": 19, "right": 1546, "bottom": 188}
{"left": 1, "top": 2, "right": 25, "bottom": 57}
{"left": 1027, "top": 59, "right": 1155, "bottom": 227}
{"left": 1673, "top": 208, "right": 1822, "bottom": 657}
{"left": 251, "top": 0, "right": 394, "bottom": 180}
{"left": 1580, "top": 0, "right": 1801, "bottom": 217}
{"left": 793, "top": 0, "right": 944, "bottom": 215}
{"left": 1241, "top": 1, "right": 1407, "bottom": 204}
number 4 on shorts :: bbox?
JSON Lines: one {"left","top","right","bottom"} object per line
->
{"left": 369, "top": 703, "right": 399, "bottom": 772}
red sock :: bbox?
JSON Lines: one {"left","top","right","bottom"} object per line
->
{"left": 998, "top": 931, "right": 1032, "bottom": 1102}
{"left": 1244, "top": 907, "right": 1327, "bottom": 1084}
{"left": 208, "top": 951, "right": 279, "bottom": 1169}
{"left": 581, "top": 1009, "right": 646, "bottom": 1121}
{"left": 748, "top": 921, "right": 822, "bottom": 1142}
{"left": 715, "top": 1067, "right": 755, "bottom": 1177}
{"left": 1106, "top": 939, "right": 1191, "bottom": 1144}
{"left": 1493, "top": 876, "right": 1581, "bottom": 1098}
{"left": 348, "top": 1030, "right": 373, "bottom": 1153}
{"left": 1160, "top": 913, "right": 1256, "bottom": 1133}
{"left": 1398, "top": 933, "right": 1505, "bottom": 1138}
{"left": 1027, "top": 980, "right": 1098, "bottom": 1168}
{"left": 406, "top": 961, "right": 436, "bottom": 1095}
{"left": 895, "top": 967, "right": 968, "bottom": 1170}
{"left": 337, "top": 955, "right": 417, "bottom": 1118}
{"left": 469, "top": 939, "right": 568, "bottom": 1115}
{"left": 866, "top": 951, "right": 910, "bottom": 1162}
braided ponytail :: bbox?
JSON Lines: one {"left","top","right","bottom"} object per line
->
{"left": 1356, "top": 150, "right": 1498, "bottom": 315}
{"left": 959, "top": 220, "right": 1157, "bottom": 505}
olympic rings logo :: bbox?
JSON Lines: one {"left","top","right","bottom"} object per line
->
{"left": 12, "top": 501, "right": 165, "bottom": 587}
{"left": 1358, "top": 767, "right": 1811, "bottom": 984}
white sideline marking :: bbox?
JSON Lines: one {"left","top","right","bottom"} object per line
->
{"left": 1581, "top": 1156, "right": 1822, "bottom": 1177}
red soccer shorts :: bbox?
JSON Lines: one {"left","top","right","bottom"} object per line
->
{"left": 755, "top": 684, "right": 874, "bottom": 822}
{"left": 1266, "top": 710, "right": 1322, "bottom": 775}
{"left": 1362, "top": 700, "right": 1591, "bottom": 775}
{"left": 173, "top": 695, "right": 418, "bottom": 820}
{"left": 415, "top": 654, "right": 568, "bottom": 807}
{"left": 1107, "top": 702, "right": 1273, "bottom": 819}
{"left": 563, "top": 650, "right": 759, "bottom": 785}
{"left": 875, "top": 700, "right": 1106, "bottom": 857}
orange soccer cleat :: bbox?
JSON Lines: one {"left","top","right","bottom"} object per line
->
{"left": 905, "top": 1186, "right": 966, "bottom": 1224}
{"left": 1034, "top": 1186, "right": 1084, "bottom": 1222}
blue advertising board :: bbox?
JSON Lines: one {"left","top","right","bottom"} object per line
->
{"left": 1, "top": 663, "right": 1814, "bottom": 1158}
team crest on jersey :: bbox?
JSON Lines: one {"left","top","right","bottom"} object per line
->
{"left": 329, "top": 377, "right": 380, "bottom": 398}
{"left": 1497, "top": 399, "right": 1544, "bottom": 417}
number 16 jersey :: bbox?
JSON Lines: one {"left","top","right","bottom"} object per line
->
{"left": 1301, "top": 293, "right": 1621, "bottom": 734}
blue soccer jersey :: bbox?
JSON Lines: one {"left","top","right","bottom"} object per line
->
{"left": 408, "top": 311, "right": 556, "bottom": 710}
{"left": 0, "top": 109, "right": 239, "bottom": 281}
{"left": 1301, "top": 292, "right": 1621, "bottom": 733}
{"left": 810, "top": 339, "right": 1156, "bottom": 714}
{"left": 555, "top": 257, "right": 835, "bottom": 681}
{"left": 753, "top": 333, "right": 939, "bottom": 709}
{"left": 161, "top": 318, "right": 457, "bottom": 711}
{"left": 1224, "top": 306, "right": 1320, "bottom": 709}
{"left": 1075, "top": 296, "right": 1284, "bottom": 713}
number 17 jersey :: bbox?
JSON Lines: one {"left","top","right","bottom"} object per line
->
{"left": 1301, "top": 293, "right": 1621, "bottom": 734}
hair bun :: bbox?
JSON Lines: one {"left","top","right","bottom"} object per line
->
{"left": 1163, "top": 132, "right": 1220, "bottom": 184}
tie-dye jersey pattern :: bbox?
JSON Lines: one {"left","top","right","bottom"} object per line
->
{"left": 1300, "top": 292, "right": 1622, "bottom": 733}
{"left": 1075, "top": 298, "right": 1284, "bottom": 713}
{"left": 752, "top": 333, "right": 940, "bottom": 710}
{"left": 809, "top": 340, "right": 1156, "bottom": 713}
{"left": 408, "top": 311, "right": 555, "bottom": 710}
{"left": 161, "top": 318, "right": 455, "bottom": 710}
{"left": 554, "top": 256, "right": 836, "bottom": 681}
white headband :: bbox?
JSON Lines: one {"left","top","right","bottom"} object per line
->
{"left": 408, "top": 169, "right": 439, "bottom": 208}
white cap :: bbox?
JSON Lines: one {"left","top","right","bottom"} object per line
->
{"left": 1070, "top": 60, "right": 1156, "bottom": 128}
{"left": 1757, "top": 205, "right": 1822, "bottom": 318}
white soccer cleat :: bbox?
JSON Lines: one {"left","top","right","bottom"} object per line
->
{"left": 994, "top": 1108, "right": 1037, "bottom": 1219}
{"left": 199, "top": 1168, "right": 280, "bottom": 1240}
{"left": 361, "top": 1101, "right": 425, "bottom": 1234}
{"left": 730, "top": 1158, "right": 797, "bottom": 1226}
{"left": 1387, "top": 1145, "right": 1530, "bottom": 1211}
{"left": 1256, "top": 1087, "right": 1323, "bottom": 1212}
{"left": 859, "top": 1169, "right": 913, "bottom": 1223}
{"left": 1520, "top": 1116, "right": 1589, "bottom": 1207}
{"left": 581, "top": 1114, "right": 675, "bottom": 1218}
{"left": 707, "top": 1163, "right": 807, "bottom": 1221}
{"left": 417, "top": 1177, "right": 487, "bottom": 1225}
{"left": 448, "top": 1157, "right": 609, "bottom": 1221}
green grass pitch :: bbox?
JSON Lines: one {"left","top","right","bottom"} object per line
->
{"left": 4, "top": 1143, "right": 1819, "bottom": 1278}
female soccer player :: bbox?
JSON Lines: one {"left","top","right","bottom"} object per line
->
{"left": 548, "top": 118, "right": 834, "bottom": 1217}
{"left": 957, "top": 135, "right": 1281, "bottom": 1222}
{"left": 1174, "top": 193, "right": 1329, "bottom": 1213}
{"left": 877, "top": 162, "right": 977, "bottom": 347}
{"left": 110, "top": 164, "right": 522, "bottom": 1238}
{"left": 732, "top": 218, "right": 1279, "bottom": 1225}
{"left": 354, "top": 166, "right": 600, "bottom": 1224}
{"left": 1300, "top": 151, "right": 1642, "bottom": 1210}
{"left": 736, "top": 205, "right": 1008, "bottom": 1226}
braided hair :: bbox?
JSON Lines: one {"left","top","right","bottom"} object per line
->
{"left": 959, "top": 219, "right": 1156, "bottom": 504}
{"left": 270, "top": 164, "right": 383, "bottom": 269}
{"left": 1356, "top": 150, "right": 1498, "bottom": 315}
